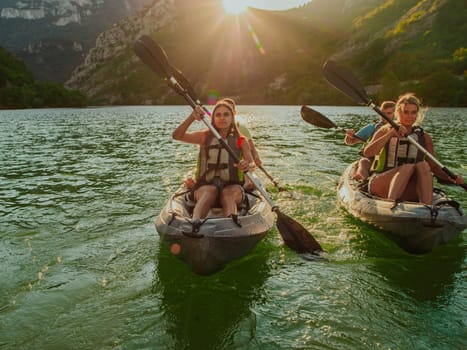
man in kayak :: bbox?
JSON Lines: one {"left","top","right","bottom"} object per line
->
{"left": 344, "top": 101, "right": 395, "bottom": 181}
{"left": 363, "top": 93, "right": 464, "bottom": 205}
{"left": 173, "top": 99, "right": 255, "bottom": 224}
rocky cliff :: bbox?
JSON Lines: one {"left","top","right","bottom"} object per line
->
{"left": 0, "top": 0, "right": 153, "bottom": 82}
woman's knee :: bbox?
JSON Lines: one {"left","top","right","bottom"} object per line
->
{"left": 195, "top": 185, "right": 217, "bottom": 201}
{"left": 221, "top": 185, "right": 243, "bottom": 203}
{"left": 415, "top": 161, "right": 430, "bottom": 173}
{"left": 399, "top": 163, "right": 416, "bottom": 175}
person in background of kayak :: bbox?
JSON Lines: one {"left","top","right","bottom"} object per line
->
{"left": 173, "top": 99, "right": 255, "bottom": 223}
{"left": 363, "top": 93, "right": 464, "bottom": 205}
{"left": 344, "top": 101, "right": 395, "bottom": 181}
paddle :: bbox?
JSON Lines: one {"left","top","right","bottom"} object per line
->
{"left": 258, "top": 165, "right": 285, "bottom": 191}
{"left": 301, "top": 105, "right": 366, "bottom": 142}
{"left": 322, "top": 60, "right": 466, "bottom": 191}
{"left": 134, "top": 36, "right": 324, "bottom": 256}
{"left": 137, "top": 35, "right": 284, "bottom": 192}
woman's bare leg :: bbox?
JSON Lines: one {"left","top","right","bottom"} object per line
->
{"left": 220, "top": 184, "right": 244, "bottom": 217}
{"left": 387, "top": 164, "right": 415, "bottom": 201}
{"left": 415, "top": 161, "right": 433, "bottom": 205}
{"left": 354, "top": 158, "right": 371, "bottom": 180}
{"left": 193, "top": 185, "right": 217, "bottom": 219}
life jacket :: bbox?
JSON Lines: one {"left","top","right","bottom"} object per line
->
{"left": 195, "top": 133, "right": 245, "bottom": 185}
{"left": 371, "top": 127, "right": 425, "bottom": 173}
{"left": 358, "top": 121, "right": 385, "bottom": 156}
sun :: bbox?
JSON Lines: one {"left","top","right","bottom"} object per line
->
{"left": 222, "top": 0, "right": 249, "bottom": 15}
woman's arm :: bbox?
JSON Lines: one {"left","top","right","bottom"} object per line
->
{"left": 172, "top": 106, "right": 206, "bottom": 145}
{"left": 363, "top": 128, "right": 394, "bottom": 157}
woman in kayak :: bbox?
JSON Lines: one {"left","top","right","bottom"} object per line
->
{"left": 363, "top": 93, "right": 464, "bottom": 205}
{"left": 173, "top": 99, "right": 254, "bottom": 222}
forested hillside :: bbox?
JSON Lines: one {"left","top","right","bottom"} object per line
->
{"left": 0, "top": 47, "right": 86, "bottom": 108}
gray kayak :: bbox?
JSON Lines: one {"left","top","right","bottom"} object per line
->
{"left": 338, "top": 162, "right": 467, "bottom": 253}
{"left": 155, "top": 181, "right": 275, "bottom": 275}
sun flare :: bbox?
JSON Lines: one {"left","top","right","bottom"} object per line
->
{"left": 222, "top": 0, "right": 249, "bottom": 15}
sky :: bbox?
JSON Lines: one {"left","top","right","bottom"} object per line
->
{"left": 222, "top": 0, "right": 310, "bottom": 12}
{"left": 246, "top": 0, "right": 310, "bottom": 10}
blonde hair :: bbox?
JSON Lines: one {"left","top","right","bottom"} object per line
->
{"left": 395, "top": 93, "right": 426, "bottom": 125}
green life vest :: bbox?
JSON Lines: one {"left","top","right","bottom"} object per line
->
{"left": 371, "top": 127, "right": 425, "bottom": 173}
{"left": 196, "top": 133, "right": 245, "bottom": 185}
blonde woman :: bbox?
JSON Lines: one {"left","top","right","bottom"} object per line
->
{"left": 364, "top": 93, "right": 464, "bottom": 204}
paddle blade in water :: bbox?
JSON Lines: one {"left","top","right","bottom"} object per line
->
{"left": 301, "top": 105, "right": 337, "bottom": 129}
{"left": 322, "top": 60, "right": 370, "bottom": 105}
{"left": 275, "top": 209, "right": 323, "bottom": 255}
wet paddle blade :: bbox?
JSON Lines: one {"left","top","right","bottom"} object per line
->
{"left": 322, "top": 60, "right": 370, "bottom": 105}
{"left": 275, "top": 209, "right": 323, "bottom": 254}
{"left": 301, "top": 105, "right": 338, "bottom": 129}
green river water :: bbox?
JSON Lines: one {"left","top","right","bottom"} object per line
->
{"left": 0, "top": 106, "right": 465, "bottom": 349}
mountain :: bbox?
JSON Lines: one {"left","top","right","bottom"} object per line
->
{"left": 66, "top": 0, "right": 466, "bottom": 106}
{"left": 0, "top": 46, "right": 86, "bottom": 108}
{"left": 0, "top": 0, "right": 153, "bottom": 82}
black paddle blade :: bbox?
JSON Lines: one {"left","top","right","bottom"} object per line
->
{"left": 138, "top": 35, "right": 171, "bottom": 76}
{"left": 134, "top": 39, "right": 166, "bottom": 77}
{"left": 275, "top": 209, "right": 323, "bottom": 255}
{"left": 322, "top": 60, "right": 370, "bottom": 105}
{"left": 301, "top": 105, "right": 337, "bottom": 129}
{"left": 170, "top": 65, "right": 198, "bottom": 101}
{"left": 135, "top": 36, "right": 188, "bottom": 97}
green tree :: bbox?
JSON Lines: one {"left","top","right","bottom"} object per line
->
{"left": 419, "top": 69, "right": 459, "bottom": 106}
{"left": 452, "top": 47, "right": 467, "bottom": 74}
{"left": 378, "top": 71, "right": 400, "bottom": 102}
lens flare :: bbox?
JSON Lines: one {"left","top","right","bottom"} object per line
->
{"left": 247, "top": 21, "right": 266, "bottom": 55}
{"left": 222, "top": 0, "right": 248, "bottom": 15}
{"left": 207, "top": 90, "right": 220, "bottom": 105}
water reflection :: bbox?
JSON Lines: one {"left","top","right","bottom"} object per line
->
{"left": 153, "top": 242, "right": 271, "bottom": 349}
{"left": 349, "top": 218, "right": 465, "bottom": 302}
